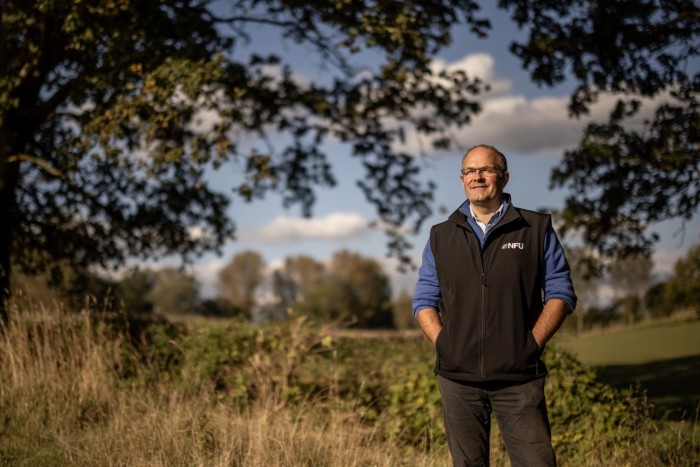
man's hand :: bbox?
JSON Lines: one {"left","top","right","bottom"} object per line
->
{"left": 532, "top": 299, "right": 569, "bottom": 348}
{"left": 416, "top": 308, "right": 443, "bottom": 347}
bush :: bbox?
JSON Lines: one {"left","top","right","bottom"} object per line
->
{"left": 544, "top": 345, "right": 641, "bottom": 463}
{"left": 1, "top": 303, "right": 696, "bottom": 466}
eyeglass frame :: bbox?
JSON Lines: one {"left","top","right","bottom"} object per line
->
{"left": 460, "top": 166, "right": 505, "bottom": 178}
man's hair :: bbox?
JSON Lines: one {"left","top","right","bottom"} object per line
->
{"left": 462, "top": 144, "right": 508, "bottom": 173}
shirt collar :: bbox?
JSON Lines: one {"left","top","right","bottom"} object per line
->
{"left": 469, "top": 198, "right": 507, "bottom": 222}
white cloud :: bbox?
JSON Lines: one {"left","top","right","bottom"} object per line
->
{"left": 652, "top": 249, "right": 684, "bottom": 277}
{"left": 431, "top": 53, "right": 512, "bottom": 96}
{"left": 250, "top": 212, "right": 369, "bottom": 243}
{"left": 187, "top": 225, "right": 214, "bottom": 242}
{"left": 396, "top": 52, "right": 676, "bottom": 158}
{"left": 188, "top": 259, "right": 227, "bottom": 298}
{"left": 189, "top": 106, "right": 222, "bottom": 135}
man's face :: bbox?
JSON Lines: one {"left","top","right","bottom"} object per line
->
{"left": 460, "top": 147, "right": 509, "bottom": 206}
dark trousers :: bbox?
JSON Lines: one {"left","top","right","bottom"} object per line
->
{"left": 437, "top": 375, "right": 556, "bottom": 467}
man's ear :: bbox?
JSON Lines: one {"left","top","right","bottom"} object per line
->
{"left": 500, "top": 171, "right": 510, "bottom": 189}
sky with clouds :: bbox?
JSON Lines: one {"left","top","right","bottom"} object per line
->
{"left": 148, "top": 4, "right": 700, "bottom": 301}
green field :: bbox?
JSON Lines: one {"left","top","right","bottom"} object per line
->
{"left": 556, "top": 320, "right": 700, "bottom": 419}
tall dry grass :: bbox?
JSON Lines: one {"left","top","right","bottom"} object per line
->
{"left": 2, "top": 298, "right": 697, "bottom": 466}
{"left": 0, "top": 300, "right": 450, "bottom": 466}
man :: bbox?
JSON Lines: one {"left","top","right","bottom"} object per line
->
{"left": 413, "top": 144, "right": 576, "bottom": 466}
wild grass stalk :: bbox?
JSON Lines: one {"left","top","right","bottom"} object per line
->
{"left": 0, "top": 301, "right": 445, "bottom": 466}
{"left": 0, "top": 299, "right": 696, "bottom": 466}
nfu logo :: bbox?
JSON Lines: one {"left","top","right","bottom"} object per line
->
{"left": 501, "top": 242, "right": 524, "bottom": 250}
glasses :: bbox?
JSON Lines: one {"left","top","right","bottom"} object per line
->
{"left": 461, "top": 166, "right": 503, "bottom": 178}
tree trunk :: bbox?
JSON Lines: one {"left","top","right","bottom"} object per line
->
{"left": 0, "top": 138, "right": 21, "bottom": 325}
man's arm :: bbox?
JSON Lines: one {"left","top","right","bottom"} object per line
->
{"left": 416, "top": 307, "right": 442, "bottom": 347}
{"left": 532, "top": 298, "right": 568, "bottom": 348}
{"left": 413, "top": 238, "right": 441, "bottom": 316}
{"left": 542, "top": 221, "right": 577, "bottom": 313}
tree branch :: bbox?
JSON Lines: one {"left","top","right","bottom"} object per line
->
{"left": 7, "top": 153, "right": 62, "bottom": 178}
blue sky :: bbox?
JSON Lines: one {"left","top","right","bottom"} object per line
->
{"left": 150, "top": 4, "right": 700, "bottom": 299}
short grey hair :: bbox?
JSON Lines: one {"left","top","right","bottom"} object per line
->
{"left": 462, "top": 144, "right": 508, "bottom": 173}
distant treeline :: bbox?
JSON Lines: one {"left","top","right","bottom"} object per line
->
{"left": 12, "top": 243, "right": 700, "bottom": 331}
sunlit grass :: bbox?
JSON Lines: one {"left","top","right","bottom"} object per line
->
{"left": 0, "top": 301, "right": 448, "bottom": 466}
{"left": 1, "top": 299, "right": 697, "bottom": 466}
{"left": 557, "top": 319, "right": 700, "bottom": 365}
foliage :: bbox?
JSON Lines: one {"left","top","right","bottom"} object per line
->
{"left": 217, "top": 250, "right": 265, "bottom": 318}
{"left": 544, "top": 345, "right": 640, "bottom": 462}
{"left": 328, "top": 250, "right": 394, "bottom": 327}
{"left": 293, "top": 278, "right": 355, "bottom": 324}
{"left": 645, "top": 244, "right": 700, "bottom": 319}
{"left": 2, "top": 1, "right": 696, "bottom": 324}
{"left": 114, "top": 268, "right": 157, "bottom": 314}
{"left": 147, "top": 267, "right": 200, "bottom": 315}
{"left": 565, "top": 246, "right": 602, "bottom": 333}
{"left": 1, "top": 302, "right": 698, "bottom": 465}
{"left": 1, "top": 304, "right": 443, "bottom": 466}
{"left": 196, "top": 297, "right": 242, "bottom": 318}
{"left": 282, "top": 255, "right": 326, "bottom": 298}
{"left": 392, "top": 288, "right": 418, "bottom": 330}
{"left": 608, "top": 253, "right": 654, "bottom": 324}
{"left": 0, "top": 0, "right": 492, "bottom": 317}
{"left": 500, "top": 0, "right": 699, "bottom": 259}
{"left": 290, "top": 250, "right": 394, "bottom": 327}
{"left": 660, "top": 243, "right": 700, "bottom": 315}
{"left": 384, "top": 360, "right": 443, "bottom": 447}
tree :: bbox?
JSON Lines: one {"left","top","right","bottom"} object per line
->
{"left": 608, "top": 254, "right": 654, "bottom": 325}
{"left": 264, "top": 255, "right": 326, "bottom": 322}
{"left": 289, "top": 250, "right": 393, "bottom": 327}
{"left": 218, "top": 250, "right": 265, "bottom": 317}
{"left": 328, "top": 250, "right": 393, "bottom": 327}
{"left": 264, "top": 269, "right": 298, "bottom": 321}
{"left": 566, "top": 247, "right": 602, "bottom": 333}
{"left": 282, "top": 255, "right": 326, "bottom": 300}
{"left": 293, "top": 278, "right": 353, "bottom": 324}
{"left": 148, "top": 268, "right": 200, "bottom": 315}
{"left": 660, "top": 243, "right": 700, "bottom": 316}
{"left": 500, "top": 1, "right": 699, "bottom": 259}
{"left": 115, "top": 268, "right": 157, "bottom": 314}
{"left": 0, "top": 0, "right": 492, "bottom": 320}
{"left": 11, "top": 259, "right": 116, "bottom": 311}
{"left": 645, "top": 281, "right": 670, "bottom": 319}
{"left": 392, "top": 288, "right": 418, "bottom": 330}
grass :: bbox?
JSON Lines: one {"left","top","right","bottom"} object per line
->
{"left": 557, "top": 320, "right": 700, "bottom": 365}
{"left": 557, "top": 319, "right": 700, "bottom": 419}
{"left": 1, "top": 302, "right": 698, "bottom": 466}
{"left": 0, "top": 303, "right": 447, "bottom": 467}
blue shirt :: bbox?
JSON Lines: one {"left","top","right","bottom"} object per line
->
{"left": 469, "top": 199, "right": 506, "bottom": 234}
{"left": 412, "top": 196, "right": 577, "bottom": 317}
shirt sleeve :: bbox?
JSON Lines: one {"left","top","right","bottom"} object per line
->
{"left": 412, "top": 238, "right": 442, "bottom": 317}
{"left": 542, "top": 222, "right": 577, "bottom": 313}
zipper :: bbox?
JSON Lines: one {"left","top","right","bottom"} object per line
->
{"left": 480, "top": 268, "right": 486, "bottom": 381}
{"left": 477, "top": 219, "right": 512, "bottom": 381}
{"left": 456, "top": 206, "right": 519, "bottom": 381}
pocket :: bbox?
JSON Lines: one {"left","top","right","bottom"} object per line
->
{"left": 435, "top": 327, "right": 446, "bottom": 353}
{"left": 435, "top": 327, "right": 452, "bottom": 370}
{"left": 525, "top": 329, "right": 542, "bottom": 360}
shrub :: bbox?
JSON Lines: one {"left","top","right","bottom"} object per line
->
{"left": 2, "top": 303, "right": 696, "bottom": 466}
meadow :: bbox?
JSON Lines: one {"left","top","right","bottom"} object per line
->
{"left": 557, "top": 320, "right": 700, "bottom": 420}
{"left": 1, "top": 300, "right": 698, "bottom": 466}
